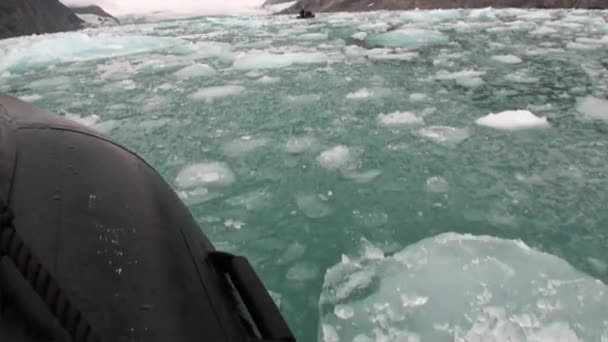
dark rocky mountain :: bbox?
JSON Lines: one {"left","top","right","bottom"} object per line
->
{"left": 0, "top": 0, "right": 83, "bottom": 40}
{"left": 277, "top": 0, "right": 608, "bottom": 13}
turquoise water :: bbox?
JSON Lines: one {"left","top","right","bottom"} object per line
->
{"left": 2, "top": 8, "right": 608, "bottom": 341}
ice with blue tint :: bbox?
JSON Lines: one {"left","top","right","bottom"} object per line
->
{"left": 365, "top": 28, "right": 449, "bottom": 49}
{"left": 0, "top": 32, "right": 185, "bottom": 73}
{"left": 319, "top": 233, "right": 608, "bottom": 342}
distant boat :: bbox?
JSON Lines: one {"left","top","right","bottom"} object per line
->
{"left": 297, "top": 10, "right": 315, "bottom": 19}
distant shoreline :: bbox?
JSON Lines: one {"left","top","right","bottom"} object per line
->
{"left": 274, "top": 0, "right": 608, "bottom": 14}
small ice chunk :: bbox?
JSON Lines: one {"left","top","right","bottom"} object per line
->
{"left": 92, "top": 120, "right": 119, "bottom": 134}
{"left": 505, "top": 71, "right": 539, "bottom": 83}
{"left": 137, "top": 118, "right": 170, "bottom": 130}
{"left": 238, "top": 40, "right": 272, "bottom": 49}
{"left": 333, "top": 304, "right": 355, "bottom": 320}
{"left": 256, "top": 75, "right": 279, "bottom": 84}
{"left": 321, "top": 324, "right": 340, "bottom": 342}
{"left": 299, "top": 32, "right": 328, "bottom": 41}
{"left": 177, "top": 187, "right": 220, "bottom": 205}
{"left": 456, "top": 76, "right": 484, "bottom": 87}
{"left": 468, "top": 8, "right": 497, "bottom": 21}
{"left": 296, "top": 194, "right": 333, "bottom": 218}
{"left": 491, "top": 54, "right": 523, "bottom": 64}
{"left": 233, "top": 51, "right": 327, "bottom": 70}
{"left": 475, "top": 110, "right": 550, "bottom": 130}
{"left": 224, "top": 219, "right": 246, "bottom": 229}
{"left": 342, "top": 169, "right": 382, "bottom": 184}
{"left": 576, "top": 96, "right": 608, "bottom": 121}
{"left": 174, "top": 63, "right": 216, "bottom": 79}
{"left": 65, "top": 113, "right": 100, "bottom": 127}
{"left": 365, "top": 28, "right": 449, "bottom": 49}
{"left": 368, "top": 51, "right": 418, "bottom": 61}
{"left": 378, "top": 111, "right": 424, "bottom": 126}
{"left": 286, "top": 262, "right": 319, "bottom": 281}
{"left": 268, "top": 290, "right": 282, "bottom": 308}
{"left": 434, "top": 69, "right": 485, "bottom": 87}
{"left": 409, "top": 93, "right": 428, "bottom": 102}
{"left": 286, "top": 94, "right": 321, "bottom": 103}
{"left": 18, "top": 94, "right": 43, "bottom": 102}
{"left": 189, "top": 85, "right": 245, "bottom": 102}
{"left": 28, "top": 76, "right": 70, "bottom": 89}
{"left": 400, "top": 294, "right": 429, "bottom": 308}
{"left": 175, "top": 162, "right": 235, "bottom": 188}
{"left": 225, "top": 188, "right": 270, "bottom": 210}
{"left": 426, "top": 176, "right": 449, "bottom": 193}
{"left": 346, "top": 88, "right": 373, "bottom": 99}
{"left": 221, "top": 136, "right": 269, "bottom": 157}
{"left": 419, "top": 126, "right": 469, "bottom": 145}
{"left": 317, "top": 145, "right": 352, "bottom": 170}
{"left": 530, "top": 26, "right": 557, "bottom": 35}
{"left": 352, "top": 32, "right": 367, "bottom": 40}
{"left": 285, "top": 136, "right": 318, "bottom": 154}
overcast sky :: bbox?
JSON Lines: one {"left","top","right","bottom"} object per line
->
{"left": 60, "top": 0, "right": 267, "bottom": 16}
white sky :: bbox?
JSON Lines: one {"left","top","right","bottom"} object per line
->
{"left": 60, "top": 0, "right": 267, "bottom": 16}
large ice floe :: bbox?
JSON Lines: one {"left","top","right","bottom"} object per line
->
{"left": 0, "top": 32, "right": 185, "bottom": 73}
{"left": 319, "top": 233, "right": 608, "bottom": 342}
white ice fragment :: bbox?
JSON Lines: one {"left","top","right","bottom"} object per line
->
{"left": 317, "top": 145, "right": 352, "bottom": 170}
{"left": 475, "top": 110, "right": 550, "bottom": 130}
{"left": 346, "top": 88, "right": 372, "bottom": 99}
{"left": 368, "top": 51, "right": 418, "bottom": 61}
{"left": 174, "top": 63, "right": 216, "bottom": 79}
{"left": 333, "top": 304, "right": 355, "bottom": 320}
{"left": 18, "top": 94, "right": 43, "bottom": 102}
{"left": 189, "top": 85, "right": 245, "bottom": 102}
{"left": 577, "top": 96, "right": 608, "bottom": 121}
{"left": 256, "top": 75, "right": 279, "bottom": 84}
{"left": 175, "top": 162, "right": 235, "bottom": 188}
{"left": 296, "top": 194, "right": 333, "bottom": 219}
{"left": 434, "top": 69, "right": 485, "bottom": 87}
{"left": 491, "top": 54, "right": 523, "bottom": 64}
{"left": 299, "top": 32, "right": 328, "bottom": 41}
{"left": 419, "top": 126, "right": 469, "bottom": 145}
{"left": 342, "top": 169, "right": 382, "bottom": 184}
{"left": 400, "top": 294, "right": 429, "bottom": 308}
{"left": 365, "top": 28, "right": 449, "bottom": 49}
{"left": 321, "top": 324, "right": 340, "bottom": 342}
{"left": 426, "top": 176, "right": 449, "bottom": 193}
{"left": 226, "top": 188, "right": 270, "bottom": 211}
{"left": 530, "top": 26, "right": 557, "bottom": 35}
{"left": 224, "top": 219, "right": 246, "bottom": 229}
{"left": 233, "top": 51, "right": 328, "bottom": 70}
{"left": 284, "top": 136, "right": 318, "bottom": 154}
{"left": 65, "top": 113, "right": 100, "bottom": 127}
{"left": 409, "top": 93, "right": 428, "bottom": 102}
{"left": 352, "top": 32, "right": 368, "bottom": 40}
{"left": 378, "top": 111, "right": 424, "bottom": 126}
{"left": 468, "top": 8, "right": 497, "bottom": 21}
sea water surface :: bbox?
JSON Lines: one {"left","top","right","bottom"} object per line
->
{"left": 2, "top": 8, "right": 608, "bottom": 341}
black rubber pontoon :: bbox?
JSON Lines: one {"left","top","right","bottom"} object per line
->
{"left": 0, "top": 94, "right": 294, "bottom": 342}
